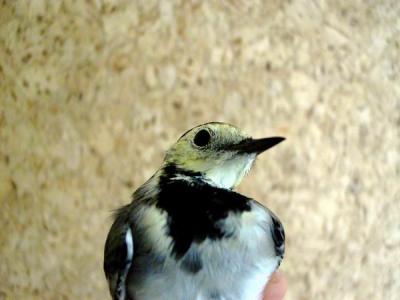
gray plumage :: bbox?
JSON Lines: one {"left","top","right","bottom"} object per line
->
{"left": 104, "top": 122, "right": 285, "bottom": 300}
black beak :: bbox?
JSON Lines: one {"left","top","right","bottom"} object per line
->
{"left": 228, "top": 137, "right": 285, "bottom": 154}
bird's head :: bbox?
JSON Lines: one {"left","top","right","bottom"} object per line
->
{"left": 164, "top": 122, "right": 285, "bottom": 190}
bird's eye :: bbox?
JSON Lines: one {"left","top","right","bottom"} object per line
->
{"left": 193, "top": 129, "right": 211, "bottom": 147}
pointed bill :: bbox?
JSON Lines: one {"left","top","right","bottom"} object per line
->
{"left": 228, "top": 137, "right": 285, "bottom": 154}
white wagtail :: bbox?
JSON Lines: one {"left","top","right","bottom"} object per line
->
{"left": 104, "top": 122, "right": 285, "bottom": 300}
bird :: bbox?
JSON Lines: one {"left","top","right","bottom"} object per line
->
{"left": 103, "top": 122, "right": 285, "bottom": 300}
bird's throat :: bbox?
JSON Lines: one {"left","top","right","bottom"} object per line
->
{"left": 204, "top": 155, "right": 256, "bottom": 190}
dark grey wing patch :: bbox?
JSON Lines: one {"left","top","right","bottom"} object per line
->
{"left": 270, "top": 215, "right": 285, "bottom": 258}
{"left": 180, "top": 249, "right": 203, "bottom": 274}
{"left": 208, "top": 289, "right": 222, "bottom": 299}
{"left": 104, "top": 216, "right": 134, "bottom": 300}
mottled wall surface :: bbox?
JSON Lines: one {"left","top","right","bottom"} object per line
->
{"left": 0, "top": 1, "right": 399, "bottom": 299}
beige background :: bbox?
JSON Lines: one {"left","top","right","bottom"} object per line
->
{"left": 1, "top": 0, "right": 399, "bottom": 299}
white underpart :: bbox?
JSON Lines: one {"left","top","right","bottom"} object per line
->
{"left": 205, "top": 153, "right": 256, "bottom": 189}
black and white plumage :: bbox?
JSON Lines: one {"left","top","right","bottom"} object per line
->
{"left": 104, "top": 122, "right": 285, "bottom": 300}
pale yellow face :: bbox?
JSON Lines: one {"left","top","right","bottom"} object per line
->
{"left": 164, "top": 122, "right": 255, "bottom": 189}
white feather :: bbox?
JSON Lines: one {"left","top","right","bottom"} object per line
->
{"left": 139, "top": 205, "right": 172, "bottom": 254}
{"left": 205, "top": 154, "right": 256, "bottom": 189}
{"left": 125, "top": 228, "right": 134, "bottom": 262}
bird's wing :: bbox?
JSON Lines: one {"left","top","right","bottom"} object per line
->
{"left": 104, "top": 211, "right": 134, "bottom": 300}
{"left": 253, "top": 201, "right": 285, "bottom": 258}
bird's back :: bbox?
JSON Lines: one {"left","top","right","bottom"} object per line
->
{"left": 104, "top": 123, "right": 286, "bottom": 300}
{"left": 116, "top": 170, "right": 283, "bottom": 300}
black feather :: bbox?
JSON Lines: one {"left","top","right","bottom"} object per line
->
{"left": 156, "top": 164, "right": 251, "bottom": 258}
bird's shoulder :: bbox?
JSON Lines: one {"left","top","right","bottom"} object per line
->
{"left": 144, "top": 165, "right": 256, "bottom": 257}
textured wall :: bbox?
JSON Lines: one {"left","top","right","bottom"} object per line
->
{"left": 0, "top": 1, "right": 399, "bottom": 299}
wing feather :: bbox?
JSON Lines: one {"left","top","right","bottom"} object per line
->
{"left": 104, "top": 209, "right": 134, "bottom": 300}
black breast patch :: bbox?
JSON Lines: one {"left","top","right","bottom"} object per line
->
{"left": 156, "top": 165, "right": 251, "bottom": 258}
